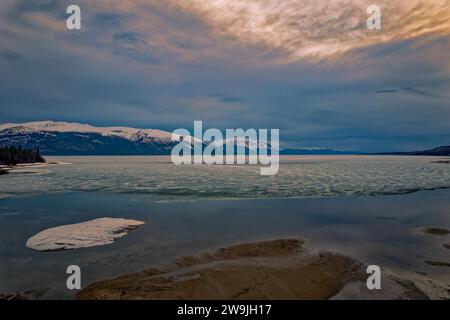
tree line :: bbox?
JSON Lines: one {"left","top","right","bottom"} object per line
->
{"left": 0, "top": 146, "right": 45, "bottom": 165}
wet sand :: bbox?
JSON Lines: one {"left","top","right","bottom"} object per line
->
{"left": 76, "top": 238, "right": 426, "bottom": 300}
{"left": 425, "top": 261, "right": 450, "bottom": 267}
{"left": 415, "top": 227, "right": 450, "bottom": 270}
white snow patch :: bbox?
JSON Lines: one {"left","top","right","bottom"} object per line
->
{"left": 26, "top": 218, "right": 145, "bottom": 251}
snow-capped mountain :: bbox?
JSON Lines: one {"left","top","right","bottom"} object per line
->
{"left": 0, "top": 121, "right": 271, "bottom": 156}
{"left": 0, "top": 121, "right": 173, "bottom": 141}
{"left": 0, "top": 121, "right": 179, "bottom": 155}
{"left": 210, "top": 136, "right": 272, "bottom": 155}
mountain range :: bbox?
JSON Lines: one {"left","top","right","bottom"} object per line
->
{"left": 374, "top": 146, "right": 450, "bottom": 156}
{"left": 0, "top": 121, "right": 269, "bottom": 156}
{"left": 1, "top": 121, "right": 449, "bottom": 156}
{"left": 0, "top": 121, "right": 177, "bottom": 155}
{"left": 279, "top": 147, "right": 364, "bottom": 155}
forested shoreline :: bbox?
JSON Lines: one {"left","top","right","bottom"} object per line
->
{"left": 0, "top": 146, "right": 45, "bottom": 166}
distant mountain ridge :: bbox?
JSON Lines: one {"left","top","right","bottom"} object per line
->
{"left": 376, "top": 146, "right": 450, "bottom": 156}
{"left": 1, "top": 121, "right": 449, "bottom": 156}
{"left": 280, "top": 147, "right": 364, "bottom": 155}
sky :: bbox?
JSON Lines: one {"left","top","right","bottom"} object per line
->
{"left": 0, "top": 0, "right": 449, "bottom": 152}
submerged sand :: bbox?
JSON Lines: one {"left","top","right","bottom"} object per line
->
{"left": 420, "top": 227, "right": 450, "bottom": 236}
{"left": 76, "top": 238, "right": 427, "bottom": 300}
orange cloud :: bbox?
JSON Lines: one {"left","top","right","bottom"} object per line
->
{"left": 167, "top": 0, "right": 450, "bottom": 62}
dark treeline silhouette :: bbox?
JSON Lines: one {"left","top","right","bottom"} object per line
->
{"left": 0, "top": 146, "right": 45, "bottom": 166}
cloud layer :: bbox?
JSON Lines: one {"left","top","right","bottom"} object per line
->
{"left": 0, "top": 0, "right": 450, "bottom": 152}
{"left": 169, "top": 0, "right": 450, "bottom": 61}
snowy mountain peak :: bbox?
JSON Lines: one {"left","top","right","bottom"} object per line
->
{"left": 0, "top": 120, "right": 274, "bottom": 155}
{"left": 0, "top": 121, "right": 173, "bottom": 142}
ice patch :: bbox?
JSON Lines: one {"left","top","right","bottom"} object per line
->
{"left": 26, "top": 218, "right": 145, "bottom": 251}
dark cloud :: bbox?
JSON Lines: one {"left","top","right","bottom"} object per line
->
{"left": 399, "top": 87, "right": 446, "bottom": 99}
{"left": 0, "top": 50, "right": 22, "bottom": 61}
{"left": 113, "top": 32, "right": 147, "bottom": 45}
{"left": 374, "top": 89, "right": 399, "bottom": 94}
{"left": 209, "top": 94, "right": 244, "bottom": 104}
{"left": 374, "top": 87, "right": 447, "bottom": 99}
{"left": 12, "top": 0, "right": 60, "bottom": 14}
{"left": 111, "top": 47, "right": 161, "bottom": 64}
{"left": 93, "top": 12, "right": 124, "bottom": 27}
{"left": 9, "top": 0, "right": 66, "bottom": 20}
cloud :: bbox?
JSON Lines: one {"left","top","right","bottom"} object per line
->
{"left": 399, "top": 87, "right": 447, "bottom": 99}
{"left": 113, "top": 32, "right": 147, "bottom": 45}
{"left": 374, "top": 87, "right": 448, "bottom": 99}
{"left": 209, "top": 94, "right": 244, "bottom": 104}
{"left": 374, "top": 89, "right": 399, "bottom": 94}
{"left": 0, "top": 0, "right": 450, "bottom": 152}
{"left": 169, "top": 0, "right": 450, "bottom": 62}
{"left": 4, "top": 0, "right": 449, "bottom": 64}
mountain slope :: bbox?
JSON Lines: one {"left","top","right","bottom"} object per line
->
{"left": 0, "top": 121, "right": 177, "bottom": 155}
{"left": 0, "top": 121, "right": 268, "bottom": 156}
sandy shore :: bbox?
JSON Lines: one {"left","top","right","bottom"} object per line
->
{"left": 415, "top": 227, "right": 450, "bottom": 270}
{"left": 76, "top": 238, "right": 427, "bottom": 300}
{"left": 0, "top": 161, "right": 70, "bottom": 174}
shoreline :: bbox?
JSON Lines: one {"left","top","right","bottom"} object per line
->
{"left": 75, "top": 238, "right": 427, "bottom": 300}
{"left": 0, "top": 161, "right": 70, "bottom": 174}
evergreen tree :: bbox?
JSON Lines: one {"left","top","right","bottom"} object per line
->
{"left": 0, "top": 145, "right": 45, "bottom": 165}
